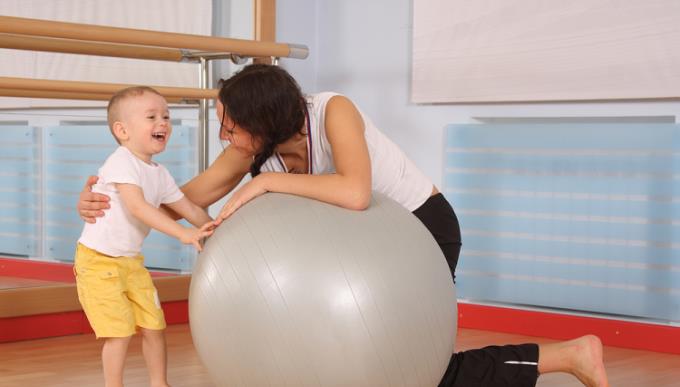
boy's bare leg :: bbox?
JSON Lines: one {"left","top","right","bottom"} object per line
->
{"left": 538, "top": 335, "right": 609, "bottom": 387}
{"left": 141, "top": 328, "right": 170, "bottom": 387}
{"left": 102, "top": 336, "right": 132, "bottom": 387}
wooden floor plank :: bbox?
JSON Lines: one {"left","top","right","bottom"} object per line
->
{"left": 1, "top": 324, "right": 679, "bottom": 386}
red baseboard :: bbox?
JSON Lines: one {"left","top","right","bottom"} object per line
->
{"left": 2, "top": 255, "right": 678, "bottom": 354}
{"left": 458, "top": 302, "right": 680, "bottom": 355}
{"left": 0, "top": 257, "right": 77, "bottom": 283}
{"left": 5, "top": 300, "right": 677, "bottom": 355}
{"left": 0, "top": 300, "right": 188, "bottom": 343}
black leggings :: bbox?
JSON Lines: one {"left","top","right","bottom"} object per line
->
{"left": 413, "top": 193, "right": 539, "bottom": 387}
{"left": 412, "top": 193, "right": 462, "bottom": 282}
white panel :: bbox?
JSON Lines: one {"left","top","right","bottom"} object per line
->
{"left": 0, "top": 0, "right": 212, "bottom": 108}
{"left": 412, "top": 0, "right": 680, "bottom": 103}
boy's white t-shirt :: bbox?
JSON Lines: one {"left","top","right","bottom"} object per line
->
{"left": 78, "top": 146, "right": 184, "bottom": 257}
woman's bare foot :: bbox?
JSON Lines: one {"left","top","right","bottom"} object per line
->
{"left": 569, "top": 335, "right": 609, "bottom": 387}
{"left": 538, "top": 335, "right": 609, "bottom": 387}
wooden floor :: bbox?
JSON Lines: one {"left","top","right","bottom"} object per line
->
{"left": 1, "top": 324, "right": 679, "bottom": 386}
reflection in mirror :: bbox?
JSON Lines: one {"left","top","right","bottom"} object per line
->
{"left": 0, "top": 0, "right": 255, "bottom": 290}
{"left": 0, "top": 114, "right": 199, "bottom": 289}
{"left": 0, "top": 0, "right": 259, "bottom": 344}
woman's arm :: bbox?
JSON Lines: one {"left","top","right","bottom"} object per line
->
{"left": 78, "top": 146, "right": 251, "bottom": 222}
{"left": 216, "top": 96, "right": 372, "bottom": 223}
{"left": 164, "top": 196, "right": 213, "bottom": 228}
{"left": 179, "top": 146, "right": 251, "bottom": 208}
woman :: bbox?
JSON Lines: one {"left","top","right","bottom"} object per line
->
{"left": 78, "top": 64, "right": 608, "bottom": 387}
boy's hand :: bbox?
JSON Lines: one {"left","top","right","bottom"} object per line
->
{"left": 179, "top": 223, "right": 216, "bottom": 252}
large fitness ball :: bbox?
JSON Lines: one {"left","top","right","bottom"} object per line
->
{"left": 189, "top": 193, "right": 457, "bottom": 387}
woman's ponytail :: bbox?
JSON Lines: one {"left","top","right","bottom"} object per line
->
{"left": 250, "top": 140, "right": 276, "bottom": 177}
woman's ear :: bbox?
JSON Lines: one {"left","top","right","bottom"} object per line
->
{"left": 112, "top": 121, "right": 128, "bottom": 143}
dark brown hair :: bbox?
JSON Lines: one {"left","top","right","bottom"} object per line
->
{"left": 218, "top": 64, "right": 306, "bottom": 176}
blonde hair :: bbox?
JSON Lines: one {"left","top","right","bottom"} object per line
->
{"left": 107, "top": 86, "right": 163, "bottom": 144}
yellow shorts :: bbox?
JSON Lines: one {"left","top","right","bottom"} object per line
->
{"left": 74, "top": 243, "right": 166, "bottom": 338}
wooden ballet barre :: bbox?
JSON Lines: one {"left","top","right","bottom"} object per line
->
{"left": 0, "top": 88, "right": 112, "bottom": 101}
{"left": 0, "top": 15, "right": 308, "bottom": 60}
{"left": 0, "top": 88, "right": 187, "bottom": 103}
{"left": 0, "top": 77, "right": 218, "bottom": 101}
{"left": 0, "top": 33, "right": 184, "bottom": 62}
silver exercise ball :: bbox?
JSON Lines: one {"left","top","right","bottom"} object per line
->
{"left": 189, "top": 193, "right": 457, "bottom": 387}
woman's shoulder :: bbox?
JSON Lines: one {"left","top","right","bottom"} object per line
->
{"left": 309, "top": 91, "right": 342, "bottom": 105}
{"left": 312, "top": 93, "right": 360, "bottom": 116}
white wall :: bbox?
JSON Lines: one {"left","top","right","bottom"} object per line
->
{"left": 276, "top": 0, "right": 319, "bottom": 92}
{"left": 5, "top": 0, "right": 679, "bottom": 200}
{"left": 277, "top": 0, "right": 680, "bottom": 189}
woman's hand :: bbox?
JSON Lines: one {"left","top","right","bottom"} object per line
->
{"left": 214, "top": 175, "right": 268, "bottom": 226}
{"left": 77, "top": 176, "right": 111, "bottom": 223}
{"left": 198, "top": 220, "right": 218, "bottom": 237}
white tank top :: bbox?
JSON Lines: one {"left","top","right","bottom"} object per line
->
{"left": 261, "top": 92, "right": 432, "bottom": 211}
